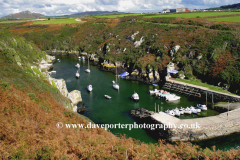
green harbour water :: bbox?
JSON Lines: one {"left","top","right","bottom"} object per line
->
{"left": 50, "top": 56, "right": 240, "bottom": 150}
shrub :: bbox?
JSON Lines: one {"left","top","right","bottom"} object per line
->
{"left": 1, "top": 81, "right": 9, "bottom": 89}
{"left": 27, "top": 93, "right": 36, "bottom": 100}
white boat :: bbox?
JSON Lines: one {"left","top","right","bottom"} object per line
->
{"left": 184, "top": 107, "right": 192, "bottom": 114}
{"left": 152, "top": 84, "right": 158, "bottom": 86}
{"left": 156, "top": 90, "right": 170, "bottom": 98}
{"left": 76, "top": 71, "right": 80, "bottom": 78}
{"left": 173, "top": 109, "right": 180, "bottom": 116}
{"left": 104, "top": 95, "right": 111, "bottom": 99}
{"left": 179, "top": 107, "right": 185, "bottom": 114}
{"left": 85, "top": 57, "right": 90, "bottom": 73}
{"left": 165, "top": 94, "right": 181, "bottom": 101}
{"left": 196, "top": 104, "right": 208, "bottom": 111}
{"left": 82, "top": 56, "right": 85, "bottom": 60}
{"left": 131, "top": 91, "right": 139, "bottom": 101}
{"left": 78, "top": 56, "right": 81, "bottom": 59}
{"left": 75, "top": 63, "right": 80, "bottom": 69}
{"left": 191, "top": 106, "right": 201, "bottom": 113}
{"left": 87, "top": 84, "right": 93, "bottom": 92}
{"left": 51, "top": 70, "right": 56, "bottom": 74}
{"left": 189, "top": 106, "right": 198, "bottom": 114}
{"left": 148, "top": 89, "right": 160, "bottom": 94}
{"left": 113, "top": 83, "right": 119, "bottom": 90}
{"left": 113, "top": 67, "right": 119, "bottom": 90}
{"left": 112, "top": 80, "right": 115, "bottom": 84}
{"left": 165, "top": 109, "right": 175, "bottom": 116}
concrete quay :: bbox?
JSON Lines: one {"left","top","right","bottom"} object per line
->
{"left": 150, "top": 108, "right": 240, "bottom": 141}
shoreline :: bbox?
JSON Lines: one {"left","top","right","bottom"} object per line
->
{"left": 37, "top": 55, "right": 86, "bottom": 113}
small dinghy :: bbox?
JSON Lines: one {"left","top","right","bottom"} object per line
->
{"left": 104, "top": 95, "right": 111, "bottom": 99}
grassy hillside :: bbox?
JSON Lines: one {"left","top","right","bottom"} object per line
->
{"left": 0, "top": 30, "right": 240, "bottom": 160}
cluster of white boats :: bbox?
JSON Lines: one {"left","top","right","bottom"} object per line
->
{"left": 148, "top": 89, "right": 180, "bottom": 101}
{"left": 164, "top": 104, "right": 208, "bottom": 116}
{"left": 75, "top": 58, "right": 139, "bottom": 101}
{"left": 75, "top": 57, "right": 90, "bottom": 79}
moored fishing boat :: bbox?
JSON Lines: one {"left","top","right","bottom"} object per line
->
{"left": 184, "top": 107, "right": 192, "bottom": 114}
{"left": 148, "top": 89, "right": 160, "bottom": 94}
{"left": 87, "top": 84, "right": 93, "bottom": 91}
{"left": 75, "top": 63, "right": 80, "bottom": 69}
{"left": 131, "top": 91, "right": 139, "bottom": 101}
{"left": 76, "top": 70, "right": 80, "bottom": 78}
{"left": 197, "top": 104, "right": 208, "bottom": 111}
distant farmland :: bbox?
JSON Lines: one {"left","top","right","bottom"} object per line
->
{"left": 144, "top": 12, "right": 240, "bottom": 18}
{"left": 94, "top": 13, "right": 152, "bottom": 18}
{"left": 32, "top": 18, "right": 84, "bottom": 24}
{"left": 207, "top": 16, "right": 240, "bottom": 23}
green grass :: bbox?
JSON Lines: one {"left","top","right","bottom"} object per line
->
{"left": 144, "top": 12, "right": 240, "bottom": 18}
{"left": 95, "top": 13, "right": 155, "bottom": 18}
{"left": 32, "top": 18, "right": 84, "bottom": 24}
{"left": 207, "top": 16, "right": 240, "bottom": 23}
{"left": 175, "top": 78, "right": 237, "bottom": 95}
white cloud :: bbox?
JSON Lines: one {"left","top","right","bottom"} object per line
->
{"left": 0, "top": 0, "right": 239, "bottom": 17}
{"left": 69, "top": 8, "right": 78, "bottom": 12}
{"left": 56, "top": 10, "right": 63, "bottom": 13}
{"left": 118, "top": 0, "right": 135, "bottom": 11}
{"left": 13, "top": 9, "right": 20, "bottom": 13}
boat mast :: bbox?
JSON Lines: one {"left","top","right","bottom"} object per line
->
{"left": 88, "top": 56, "right": 89, "bottom": 69}
{"left": 116, "top": 66, "right": 117, "bottom": 83}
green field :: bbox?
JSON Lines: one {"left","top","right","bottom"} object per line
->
{"left": 176, "top": 78, "right": 236, "bottom": 95}
{"left": 32, "top": 18, "right": 84, "bottom": 24}
{"left": 144, "top": 11, "right": 240, "bottom": 18}
{"left": 95, "top": 13, "right": 154, "bottom": 18}
{"left": 207, "top": 16, "right": 240, "bottom": 23}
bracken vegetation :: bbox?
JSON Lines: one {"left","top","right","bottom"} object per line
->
{"left": 1, "top": 12, "right": 240, "bottom": 158}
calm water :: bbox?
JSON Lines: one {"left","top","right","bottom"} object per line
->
{"left": 51, "top": 56, "right": 239, "bottom": 150}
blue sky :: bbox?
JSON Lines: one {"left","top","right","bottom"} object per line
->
{"left": 0, "top": 0, "right": 239, "bottom": 17}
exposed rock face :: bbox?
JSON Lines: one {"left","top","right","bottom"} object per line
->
{"left": 197, "top": 55, "right": 202, "bottom": 60}
{"left": 154, "top": 71, "right": 160, "bottom": 80}
{"left": 36, "top": 55, "right": 85, "bottom": 113}
{"left": 170, "top": 45, "right": 180, "bottom": 57}
{"left": 68, "top": 90, "right": 82, "bottom": 105}
{"left": 166, "top": 62, "right": 175, "bottom": 79}
{"left": 68, "top": 90, "right": 86, "bottom": 113}
{"left": 39, "top": 55, "right": 55, "bottom": 71}
{"left": 134, "top": 36, "right": 144, "bottom": 48}
{"left": 47, "top": 50, "right": 80, "bottom": 56}
{"left": 131, "top": 31, "right": 139, "bottom": 40}
{"left": 50, "top": 78, "right": 69, "bottom": 97}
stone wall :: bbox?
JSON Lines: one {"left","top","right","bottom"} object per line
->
{"left": 162, "top": 80, "right": 240, "bottom": 103}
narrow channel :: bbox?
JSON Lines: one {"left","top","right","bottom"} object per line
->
{"left": 50, "top": 55, "right": 239, "bottom": 150}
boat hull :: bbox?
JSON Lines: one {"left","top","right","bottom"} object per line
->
{"left": 113, "top": 84, "right": 119, "bottom": 90}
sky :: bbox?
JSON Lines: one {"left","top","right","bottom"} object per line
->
{"left": 0, "top": 0, "right": 239, "bottom": 17}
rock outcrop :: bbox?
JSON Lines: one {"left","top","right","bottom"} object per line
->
{"left": 35, "top": 55, "right": 85, "bottom": 113}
